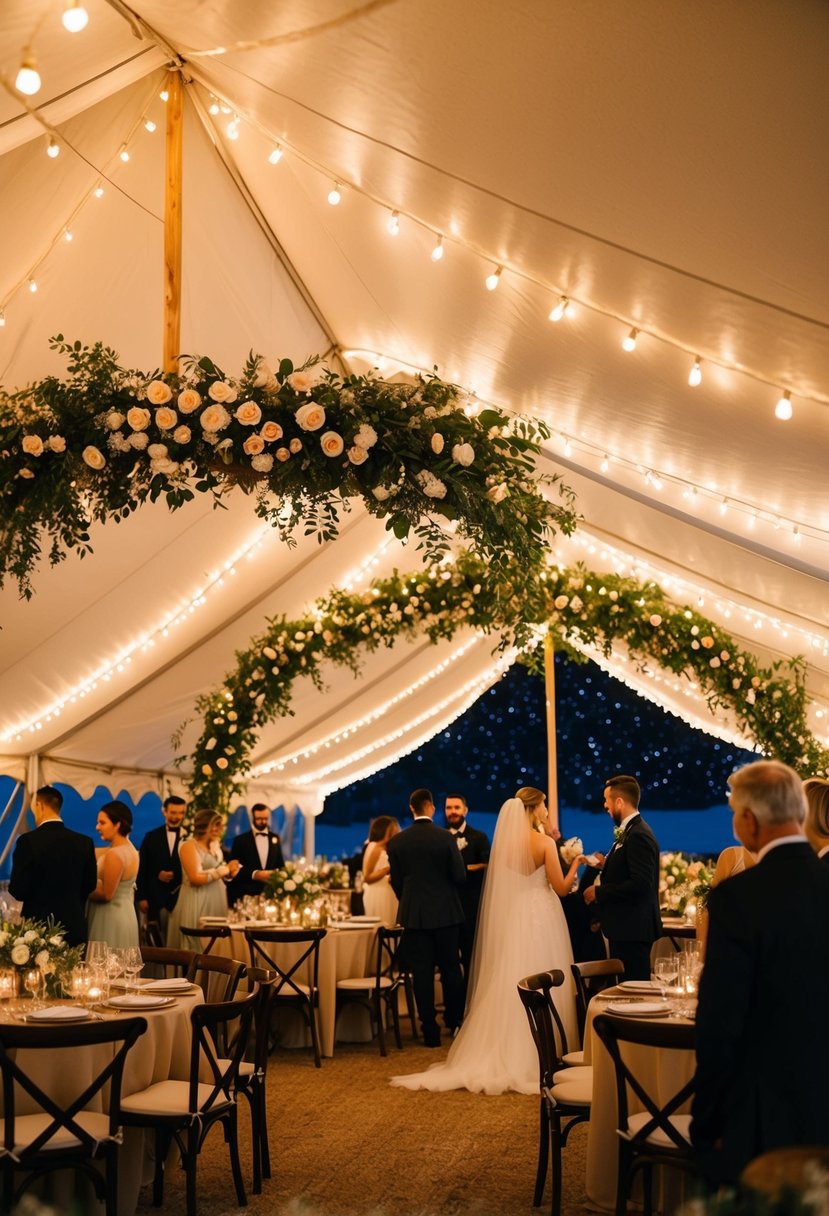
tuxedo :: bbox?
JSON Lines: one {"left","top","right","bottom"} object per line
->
{"left": 136, "top": 824, "right": 183, "bottom": 925}
{"left": 594, "top": 813, "right": 661, "bottom": 979}
{"left": 227, "top": 829, "right": 285, "bottom": 904}
{"left": 9, "top": 821, "right": 97, "bottom": 946}
{"left": 562, "top": 862, "right": 606, "bottom": 962}
{"left": 449, "top": 821, "right": 491, "bottom": 991}
{"left": 691, "top": 841, "right": 829, "bottom": 1185}
{"left": 387, "top": 818, "right": 466, "bottom": 1043}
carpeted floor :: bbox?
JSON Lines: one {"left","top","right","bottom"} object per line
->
{"left": 136, "top": 1037, "right": 592, "bottom": 1216}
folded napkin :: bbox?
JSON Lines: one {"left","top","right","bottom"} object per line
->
{"left": 108, "top": 994, "right": 171, "bottom": 1008}
{"left": 26, "top": 1005, "right": 86, "bottom": 1021}
{"left": 144, "top": 978, "right": 191, "bottom": 992}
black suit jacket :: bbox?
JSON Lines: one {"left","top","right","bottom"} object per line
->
{"left": 227, "top": 830, "right": 285, "bottom": 904}
{"left": 451, "top": 822, "right": 490, "bottom": 923}
{"left": 691, "top": 841, "right": 829, "bottom": 1184}
{"left": 136, "top": 825, "right": 182, "bottom": 920}
{"left": 594, "top": 814, "right": 661, "bottom": 943}
{"left": 9, "top": 821, "right": 97, "bottom": 946}
{"left": 387, "top": 819, "right": 465, "bottom": 930}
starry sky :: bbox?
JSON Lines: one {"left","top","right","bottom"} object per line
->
{"left": 323, "top": 653, "right": 757, "bottom": 825}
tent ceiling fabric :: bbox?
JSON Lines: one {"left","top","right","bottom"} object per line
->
{"left": 1, "top": 0, "right": 828, "bottom": 804}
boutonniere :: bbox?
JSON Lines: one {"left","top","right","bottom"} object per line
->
{"left": 613, "top": 826, "right": 625, "bottom": 843}
{"left": 456, "top": 836, "right": 468, "bottom": 851}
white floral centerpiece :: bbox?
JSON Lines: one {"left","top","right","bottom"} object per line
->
{"left": 265, "top": 860, "right": 323, "bottom": 908}
{"left": 318, "top": 861, "right": 349, "bottom": 890}
{"left": 659, "top": 852, "right": 714, "bottom": 914}
{"left": 0, "top": 917, "right": 83, "bottom": 995}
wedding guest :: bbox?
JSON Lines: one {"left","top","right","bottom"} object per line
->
{"left": 9, "top": 785, "right": 97, "bottom": 946}
{"left": 387, "top": 788, "right": 466, "bottom": 1047}
{"left": 86, "top": 799, "right": 140, "bottom": 948}
{"left": 583, "top": 774, "right": 661, "bottom": 979}
{"left": 227, "top": 803, "right": 285, "bottom": 905}
{"left": 556, "top": 826, "right": 605, "bottom": 963}
{"left": 167, "top": 810, "right": 241, "bottom": 948}
{"left": 804, "top": 777, "right": 829, "bottom": 864}
{"left": 137, "top": 794, "right": 186, "bottom": 939}
{"left": 362, "top": 816, "right": 400, "bottom": 923}
{"left": 443, "top": 794, "right": 490, "bottom": 997}
{"left": 691, "top": 759, "right": 829, "bottom": 1186}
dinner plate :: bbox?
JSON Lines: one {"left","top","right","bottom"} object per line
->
{"left": 198, "top": 917, "right": 229, "bottom": 925}
{"left": 336, "top": 921, "right": 376, "bottom": 930}
{"left": 106, "top": 995, "right": 176, "bottom": 1010}
{"left": 24, "top": 1005, "right": 93, "bottom": 1023}
{"left": 347, "top": 915, "right": 382, "bottom": 922}
{"left": 619, "top": 980, "right": 660, "bottom": 993}
{"left": 606, "top": 1000, "right": 670, "bottom": 1017}
{"left": 143, "top": 980, "right": 195, "bottom": 994}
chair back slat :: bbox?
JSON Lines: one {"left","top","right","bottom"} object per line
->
{"left": 187, "top": 952, "right": 246, "bottom": 1003}
{"left": 244, "top": 928, "right": 326, "bottom": 999}
{"left": 571, "top": 958, "right": 625, "bottom": 1038}
{"left": 188, "top": 992, "right": 257, "bottom": 1114}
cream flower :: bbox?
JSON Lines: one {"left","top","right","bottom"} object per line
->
{"left": 243, "top": 434, "right": 265, "bottom": 456}
{"left": 415, "top": 470, "right": 447, "bottom": 499}
{"left": 106, "top": 410, "right": 125, "bottom": 430}
{"left": 354, "top": 424, "right": 378, "bottom": 449}
{"left": 372, "top": 485, "right": 391, "bottom": 500}
{"left": 155, "top": 406, "right": 177, "bottom": 430}
{"left": 348, "top": 445, "right": 369, "bottom": 465}
{"left": 452, "top": 442, "right": 475, "bottom": 466}
{"left": 48, "top": 435, "right": 66, "bottom": 453}
{"left": 22, "top": 435, "right": 44, "bottom": 457}
{"left": 200, "top": 404, "right": 232, "bottom": 433}
{"left": 11, "top": 943, "right": 30, "bottom": 966}
{"left": 289, "top": 437, "right": 302, "bottom": 454}
{"left": 295, "top": 402, "right": 326, "bottom": 431}
{"left": 146, "top": 379, "right": 173, "bottom": 405}
{"left": 148, "top": 443, "right": 169, "bottom": 459}
{"left": 431, "top": 433, "right": 445, "bottom": 454}
{"left": 235, "top": 401, "right": 262, "bottom": 426}
{"left": 649, "top": 614, "right": 662, "bottom": 627}
{"left": 173, "top": 425, "right": 191, "bottom": 444}
{"left": 276, "top": 447, "right": 291, "bottom": 462}
{"left": 151, "top": 457, "right": 180, "bottom": 475}
{"left": 260, "top": 421, "right": 283, "bottom": 443}
{"left": 208, "top": 381, "right": 238, "bottom": 404}
{"left": 126, "top": 406, "right": 151, "bottom": 431}
{"left": 486, "top": 483, "right": 508, "bottom": 503}
{"left": 177, "top": 388, "right": 202, "bottom": 414}
{"left": 251, "top": 453, "right": 274, "bottom": 472}
{"left": 82, "top": 445, "right": 106, "bottom": 470}
{"left": 253, "top": 360, "right": 274, "bottom": 388}
{"left": 554, "top": 595, "right": 569, "bottom": 610}
{"left": 286, "top": 370, "right": 319, "bottom": 394}
{"left": 128, "top": 432, "right": 149, "bottom": 450}
{"left": 321, "top": 431, "right": 345, "bottom": 457}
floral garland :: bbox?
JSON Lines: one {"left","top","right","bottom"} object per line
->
{"left": 184, "top": 554, "right": 829, "bottom": 813}
{"left": 0, "top": 336, "right": 577, "bottom": 599}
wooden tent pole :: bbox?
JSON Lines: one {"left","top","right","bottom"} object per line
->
{"left": 163, "top": 70, "right": 183, "bottom": 372}
{"left": 544, "top": 629, "right": 559, "bottom": 830}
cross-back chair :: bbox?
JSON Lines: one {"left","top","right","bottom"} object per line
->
{"left": 140, "top": 944, "right": 197, "bottom": 980}
{"left": 178, "top": 923, "right": 232, "bottom": 955}
{"left": 570, "top": 958, "right": 625, "bottom": 1040}
{"left": 244, "top": 926, "right": 327, "bottom": 1067}
{"left": 335, "top": 925, "right": 410, "bottom": 1056}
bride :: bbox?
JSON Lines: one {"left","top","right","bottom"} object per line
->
{"left": 391, "top": 787, "right": 583, "bottom": 1095}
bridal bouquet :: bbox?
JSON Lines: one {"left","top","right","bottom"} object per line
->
{"left": 0, "top": 916, "right": 83, "bottom": 993}
{"left": 559, "top": 836, "right": 583, "bottom": 864}
{"left": 266, "top": 861, "right": 323, "bottom": 907}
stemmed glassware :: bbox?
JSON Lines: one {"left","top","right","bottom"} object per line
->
{"left": 123, "top": 947, "right": 143, "bottom": 993}
{"left": 24, "top": 966, "right": 45, "bottom": 1010}
{"left": 652, "top": 956, "right": 680, "bottom": 1010}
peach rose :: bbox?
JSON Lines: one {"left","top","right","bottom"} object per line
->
{"left": 261, "top": 421, "right": 283, "bottom": 442}
{"left": 431, "top": 433, "right": 444, "bottom": 454}
{"left": 155, "top": 407, "right": 177, "bottom": 430}
{"left": 173, "top": 425, "right": 191, "bottom": 444}
{"left": 208, "top": 381, "right": 238, "bottom": 404}
{"left": 146, "top": 379, "right": 172, "bottom": 405}
{"left": 47, "top": 435, "right": 66, "bottom": 453}
{"left": 126, "top": 406, "right": 151, "bottom": 431}
{"left": 21, "top": 435, "right": 44, "bottom": 457}
{"left": 177, "top": 388, "right": 201, "bottom": 414}
{"left": 200, "top": 405, "right": 232, "bottom": 433}
{"left": 243, "top": 434, "right": 265, "bottom": 456}
{"left": 82, "top": 445, "right": 106, "bottom": 470}
{"left": 235, "top": 401, "right": 262, "bottom": 426}
{"left": 348, "top": 445, "right": 369, "bottom": 465}
{"left": 276, "top": 447, "right": 291, "bottom": 462}
{"left": 321, "top": 431, "right": 344, "bottom": 457}
{"left": 286, "top": 370, "right": 319, "bottom": 394}
{"left": 295, "top": 402, "right": 326, "bottom": 431}
{"left": 289, "top": 437, "right": 302, "bottom": 454}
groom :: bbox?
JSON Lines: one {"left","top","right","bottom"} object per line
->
{"left": 387, "top": 788, "right": 466, "bottom": 1047}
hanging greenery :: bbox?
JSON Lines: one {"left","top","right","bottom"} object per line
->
{"left": 183, "top": 555, "right": 829, "bottom": 813}
{"left": 0, "top": 337, "right": 577, "bottom": 599}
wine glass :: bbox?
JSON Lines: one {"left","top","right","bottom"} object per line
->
{"left": 24, "top": 967, "right": 44, "bottom": 1010}
{"left": 653, "top": 957, "right": 679, "bottom": 1005}
{"left": 123, "top": 947, "right": 143, "bottom": 993}
{"left": 86, "top": 940, "right": 108, "bottom": 967}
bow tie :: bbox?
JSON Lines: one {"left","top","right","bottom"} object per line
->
{"left": 254, "top": 831, "right": 270, "bottom": 838}
{"left": 449, "top": 828, "right": 465, "bottom": 836}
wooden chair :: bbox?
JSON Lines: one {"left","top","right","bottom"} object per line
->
{"left": 244, "top": 926, "right": 327, "bottom": 1067}
{"left": 335, "top": 925, "right": 410, "bottom": 1056}
{"left": 593, "top": 1013, "right": 698, "bottom": 1216}
{"left": 143, "top": 919, "right": 165, "bottom": 947}
{"left": 120, "top": 991, "right": 256, "bottom": 1216}
{"left": 178, "top": 923, "right": 232, "bottom": 955}
{"left": 518, "top": 971, "right": 592, "bottom": 1216}
{"left": 231, "top": 966, "right": 277, "bottom": 1194}
{"left": 186, "top": 952, "right": 246, "bottom": 1004}
{"left": 140, "top": 944, "right": 197, "bottom": 980}
{"left": 0, "top": 1016, "right": 148, "bottom": 1216}
{"left": 570, "top": 958, "right": 625, "bottom": 1041}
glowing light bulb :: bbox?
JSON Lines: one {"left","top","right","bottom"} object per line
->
{"left": 28, "top": 279, "right": 37, "bottom": 293}
{"left": 387, "top": 210, "right": 400, "bottom": 236}
{"left": 63, "top": 228, "right": 73, "bottom": 242}
{"left": 563, "top": 438, "right": 573, "bottom": 457}
{"left": 144, "top": 118, "right": 157, "bottom": 133}
{"left": 774, "top": 390, "right": 792, "bottom": 421}
{"left": 327, "top": 183, "right": 341, "bottom": 206}
{"left": 548, "top": 296, "right": 570, "bottom": 322}
{"left": 719, "top": 497, "right": 728, "bottom": 516}
{"left": 15, "top": 50, "right": 41, "bottom": 96}
{"left": 485, "top": 265, "right": 503, "bottom": 291}
{"left": 688, "top": 357, "right": 702, "bottom": 387}
{"left": 431, "top": 235, "right": 444, "bottom": 261}
{"left": 600, "top": 455, "right": 610, "bottom": 473}
{"left": 159, "top": 89, "right": 169, "bottom": 102}
{"left": 62, "top": 1, "right": 89, "bottom": 32}
{"left": 119, "top": 146, "right": 130, "bottom": 163}
{"left": 209, "top": 100, "right": 220, "bottom": 116}
{"left": 268, "top": 145, "right": 283, "bottom": 164}
{"left": 0, "top": 311, "right": 5, "bottom": 327}
{"left": 46, "top": 136, "right": 60, "bottom": 159}
{"left": 622, "top": 327, "right": 638, "bottom": 352}
{"left": 93, "top": 185, "right": 104, "bottom": 198}
{"left": 226, "top": 118, "right": 240, "bottom": 140}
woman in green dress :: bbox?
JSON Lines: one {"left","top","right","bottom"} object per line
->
{"left": 87, "top": 799, "right": 140, "bottom": 948}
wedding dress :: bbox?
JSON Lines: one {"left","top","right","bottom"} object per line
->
{"left": 362, "top": 848, "right": 399, "bottom": 924}
{"left": 391, "top": 798, "right": 576, "bottom": 1095}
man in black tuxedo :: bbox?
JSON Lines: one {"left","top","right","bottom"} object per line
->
{"left": 387, "top": 787, "right": 466, "bottom": 1047}
{"left": 227, "top": 803, "right": 285, "bottom": 905}
{"left": 137, "top": 794, "right": 185, "bottom": 938}
{"left": 691, "top": 759, "right": 829, "bottom": 1187}
{"left": 583, "top": 773, "right": 661, "bottom": 979}
{"left": 444, "top": 793, "right": 490, "bottom": 999}
{"left": 9, "top": 785, "right": 97, "bottom": 946}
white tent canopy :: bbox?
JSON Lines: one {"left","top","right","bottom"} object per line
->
{"left": 1, "top": 0, "right": 828, "bottom": 815}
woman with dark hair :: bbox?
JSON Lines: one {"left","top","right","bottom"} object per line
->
{"left": 167, "top": 810, "right": 241, "bottom": 949}
{"left": 362, "top": 815, "right": 400, "bottom": 923}
{"left": 87, "top": 799, "right": 140, "bottom": 947}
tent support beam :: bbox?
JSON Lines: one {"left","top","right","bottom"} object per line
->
{"left": 544, "top": 631, "right": 559, "bottom": 830}
{"left": 163, "top": 68, "right": 183, "bottom": 371}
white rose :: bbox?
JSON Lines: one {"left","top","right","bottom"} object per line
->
{"left": 284, "top": 879, "right": 297, "bottom": 891}
{"left": 106, "top": 411, "right": 125, "bottom": 430}
{"left": 372, "top": 486, "right": 391, "bottom": 500}
{"left": 126, "top": 406, "right": 151, "bottom": 431}
{"left": 261, "top": 421, "right": 283, "bottom": 442}
{"left": 570, "top": 595, "right": 584, "bottom": 613}
{"left": 200, "top": 404, "right": 232, "bottom": 433}
{"left": 146, "top": 380, "right": 173, "bottom": 405}
{"left": 649, "top": 615, "right": 662, "bottom": 627}
{"left": 431, "top": 433, "right": 444, "bottom": 454}
{"left": 129, "top": 432, "right": 149, "bottom": 450}
{"left": 208, "top": 381, "right": 238, "bottom": 404}
{"left": 253, "top": 360, "right": 274, "bottom": 388}
{"left": 251, "top": 453, "right": 274, "bottom": 472}
{"left": 11, "top": 944, "right": 30, "bottom": 965}
{"left": 155, "top": 406, "right": 177, "bottom": 430}
{"left": 173, "top": 425, "right": 191, "bottom": 444}
{"left": 22, "top": 434, "right": 45, "bottom": 457}
{"left": 235, "top": 401, "right": 262, "bottom": 426}
{"left": 151, "top": 458, "right": 180, "bottom": 475}
{"left": 295, "top": 402, "right": 326, "bottom": 431}
{"left": 354, "top": 424, "right": 378, "bottom": 449}
{"left": 243, "top": 434, "right": 265, "bottom": 456}
{"left": 286, "top": 370, "right": 319, "bottom": 394}
{"left": 82, "top": 445, "right": 106, "bottom": 469}
{"left": 48, "top": 434, "right": 66, "bottom": 452}
{"left": 148, "top": 443, "right": 168, "bottom": 459}
{"left": 320, "top": 431, "right": 344, "bottom": 457}
{"left": 49, "top": 935, "right": 63, "bottom": 946}
{"left": 177, "top": 388, "right": 202, "bottom": 414}
{"left": 36, "top": 949, "right": 50, "bottom": 968}
{"left": 486, "top": 483, "right": 508, "bottom": 503}
{"left": 348, "top": 445, "right": 369, "bottom": 465}
{"left": 452, "top": 442, "right": 475, "bottom": 466}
